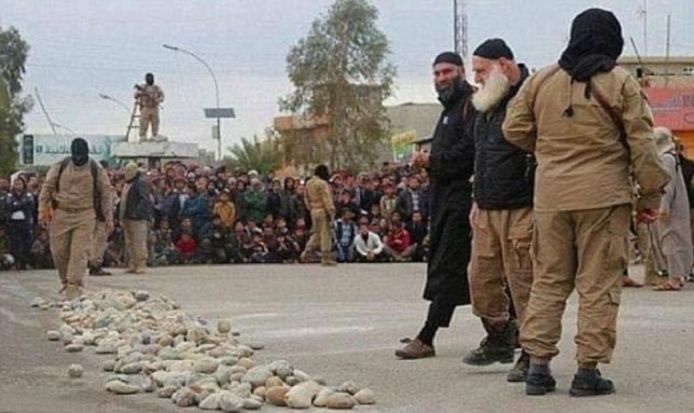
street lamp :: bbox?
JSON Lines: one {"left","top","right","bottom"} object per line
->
{"left": 163, "top": 43, "right": 223, "bottom": 160}
{"left": 99, "top": 93, "right": 131, "bottom": 115}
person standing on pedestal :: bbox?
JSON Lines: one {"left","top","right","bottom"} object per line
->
{"left": 135, "top": 72, "right": 165, "bottom": 141}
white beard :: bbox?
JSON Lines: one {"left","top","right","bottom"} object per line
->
{"left": 472, "top": 65, "right": 511, "bottom": 113}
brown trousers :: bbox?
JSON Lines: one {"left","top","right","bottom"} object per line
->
{"left": 469, "top": 207, "right": 534, "bottom": 325}
{"left": 304, "top": 209, "right": 333, "bottom": 261}
{"left": 89, "top": 220, "right": 108, "bottom": 267}
{"left": 50, "top": 209, "right": 95, "bottom": 287}
{"left": 123, "top": 219, "right": 149, "bottom": 270}
{"left": 521, "top": 204, "right": 630, "bottom": 364}
{"left": 139, "top": 107, "right": 160, "bottom": 139}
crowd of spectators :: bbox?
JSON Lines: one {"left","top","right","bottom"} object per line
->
{"left": 0, "top": 160, "right": 431, "bottom": 270}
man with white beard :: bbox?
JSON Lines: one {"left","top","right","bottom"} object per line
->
{"left": 462, "top": 39, "right": 534, "bottom": 383}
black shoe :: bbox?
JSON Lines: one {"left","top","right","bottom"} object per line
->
{"left": 463, "top": 321, "right": 516, "bottom": 366}
{"left": 525, "top": 364, "right": 556, "bottom": 396}
{"left": 462, "top": 337, "right": 515, "bottom": 366}
{"left": 507, "top": 351, "right": 530, "bottom": 383}
{"left": 90, "top": 266, "right": 112, "bottom": 276}
{"left": 569, "top": 368, "right": 615, "bottom": 397}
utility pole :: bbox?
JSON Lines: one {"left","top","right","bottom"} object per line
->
{"left": 454, "top": 0, "right": 468, "bottom": 60}
{"left": 665, "top": 14, "right": 671, "bottom": 87}
{"left": 638, "top": 0, "right": 648, "bottom": 56}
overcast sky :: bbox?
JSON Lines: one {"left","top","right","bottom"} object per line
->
{"left": 2, "top": 0, "right": 693, "bottom": 153}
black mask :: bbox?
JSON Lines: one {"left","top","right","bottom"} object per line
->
{"left": 145, "top": 73, "right": 154, "bottom": 86}
{"left": 70, "top": 138, "right": 89, "bottom": 167}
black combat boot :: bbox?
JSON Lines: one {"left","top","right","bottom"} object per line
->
{"left": 525, "top": 363, "right": 556, "bottom": 396}
{"left": 462, "top": 320, "right": 515, "bottom": 366}
{"left": 507, "top": 350, "right": 530, "bottom": 382}
{"left": 569, "top": 368, "right": 615, "bottom": 397}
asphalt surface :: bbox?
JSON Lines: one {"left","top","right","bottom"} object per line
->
{"left": 1, "top": 263, "right": 693, "bottom": 413}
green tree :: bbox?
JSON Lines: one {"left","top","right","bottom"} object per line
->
{"left": 224, "top": 134, "right": 282, "bottom": 176}
{"left": 0, "top": 26, "right": 32, "bottom": 176}
{"left": 281, "top": 0, "right": 396, "bottom": 171}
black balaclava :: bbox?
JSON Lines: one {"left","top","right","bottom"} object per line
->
{"left": 558, "top": 8, "right": 623, "bottom": 116}
{"left": 70, "top": 138, "right": 89, "bottom": 167}
{"left": 145, "top": 72, "right": 154, "bottom": 86}
{"left": 314, "top": 164, "right": 330, "bottom": 182}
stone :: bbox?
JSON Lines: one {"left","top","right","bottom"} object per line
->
{"left": 313, "top": 375, "right": 327, "bottom": 385}
{"left": 194, "top": 358, "right": 219, "bottom": 374}
{"left": 134, "top": 290, "right": 150, "bottom": 302}
{"left": 102, "top": 359, "right": 116, "bottom": 372}
{"left": 354, "top": 388, "right": 376, "bottom": 405}
{"left": 269, "top": 360, "right": 293, "bottom": 379}
{"left": 265, "top": 376, "right": 284, "bottom": 388}
{"left": 285, "top": 376, "right": 300, "bottom": 386}
{"left": 157, "top": 335, "right": 174, "bottom": 347}
{"left": 106, "top": 380, "right": 141, "bottom": 395}
{"left": 65, "top": 343, "right": 83, "bottom": 353}
{"left": 265, "top": 386, "right": 289, "bottom": 406}
{"left": 219, "top": 391, "right": 244, "bottom": 412}
{"left": 293, "top": 369, "right": 311, "bottom": 382}
{"left": 217, "top": 319, "right": 231, "bottom": 334}
{"left": 285, "top": 381, "right": 323, "bottom": 409}
{"left": 186, "top": 327, "right": 207, "bottom": 344}
{"left": 61, "top": 332, "right": 74, "bottom": 345}
{"left": 247, "top": 341, "right": 265, "bottom": 351}
{"left": 169, "top": 360, "right": 195, "bottom": 372}
{"left": 129, "top": 375, "right": 156, "bottom": 393}
{"left": 235, "top": 345, "right": 254, "bottom": 358}
{"left": 231, "top": 330, "right": 241, "bottom": 337}
{"left": 95, "top": 343, "right": 117, "bottom": 355}
{"left": 67, "top": 364, "right": 83, "bottom": 378}
{"left": 39, "top": 303, "right": 50, "bottom": 311}
{"left": 337, "top": 380, "right": 359, "bottom": 395}
{"left": 325, "top": 392, "right": 356, "bottom": 410}
{"left": 199, "top": 392, "right": 221, "bottom": 410}
{"left": 219, "top": 356, "right": 239, "bottom": 366}
{"left": 313, "top": 388, "right": 335, "bottom": 407}
{"left": 252, "top": 386, "right": 266, "bottom": 399}
{"left": 120, "top": 362, "right": 143, "bottom": 375}
{"left": 31, "top": 297, "right": 47, "bottom": 308}
{"left": 157, "top": 347, "right": 180, "bottom": 360}
{"left": 46, "top": 330, "right": 61, "bottom": 341}
{"left": 171, "top": 387, "right": 197, "bottom": 407}
{"left": 158, "top": 385, "right": 179, "bottom": 398}
{"left": 242, "top": 397, "right": 262, "bottom": 410}
{"left": 236, "top": 357, "right": 255, "bottom": 370}
{"left": 241, "top": 366, "right": 272, "bottom": 388}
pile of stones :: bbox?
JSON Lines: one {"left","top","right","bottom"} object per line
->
{"left": 36, "top": 289, "right": 376, "bottom": 411}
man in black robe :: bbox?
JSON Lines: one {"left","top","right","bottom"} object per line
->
{"left": 395, "top": 51, "right": 476, "bottom": 359}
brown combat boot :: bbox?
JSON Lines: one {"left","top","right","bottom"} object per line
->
{"left": 395, "top": 338, "right": 435, "bottom": 359}
{"left": 321, "top": 259, "right": 337, "bottom": 267}
{"left": 63, "top": 283, "right": 82, "bottom": 301}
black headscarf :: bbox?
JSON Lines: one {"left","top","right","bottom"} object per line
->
{"left": 558, "top": 8, "right": 623, "bottom": 117}
{"left": 314, "top": 164, "right": 330, "bottom": 182}
{"left": 70, "top": 138, "right": 89, "bottom": 167}
{"left": 559, "top": 8, "right": 623, "bottom": 82}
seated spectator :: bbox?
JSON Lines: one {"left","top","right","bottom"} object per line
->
{"left": 173, "top": 217, "right": 195, "bottom": 243}
{"left": 383, "top": 212, "right": 416, "bottom": 262}
{"left": 406, "top": 210, "right": 429, "bottom": 262}
{"left": 30, "top": 228, "right": 53, "bottom": 269}
{"left": 275, "top": 229, "right": 301, "bottom": 263}
{"left": 176, "top": 232, "right": 198, "bottom": 264}
{"left": 250, "top": 232, "right": 270, "bottom": 263}
{"left": 153, "top": 219, "right": 177, "bottom": 266}
{"left": 209, "top": 215, "right": 230, "bottom": 264}
{"left": 262, "top": 226, "right": 278, "bottom": 261}
{"left": 213, "top": 190, "right": 236, "bottom": 229}
{"left": 353, "top": 221, "right": 386, "bottom": 262}
{"left": 379, "top": 182, "right": 397, "bottom": 218}
{"left": 334, "top": 207, "right": 357, "bottom": 263}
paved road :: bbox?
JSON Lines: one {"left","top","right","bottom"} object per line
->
{"left": 1, "top": 263, "right": 692, "bottom": 413}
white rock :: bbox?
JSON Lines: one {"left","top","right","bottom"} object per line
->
{"left": 313, "top": 388, "right": 335, "bottom": 407}
{"left": 194, "top": 358, "right": 219, "bottom": 374}
{"left": 46, "top": 330, "right": 61, "bottom": 341}
{"left": 217, "top": 319, "right": 231, "bottom": 334}
{"left": 292, "top": 368, "right": 311, "bottom": 382}
{"left": 242, "top": 397, "right": 262, "bottom": 410}
{"left": 171, "top": 387, "right": 197, "bottom": 407}
{"left": 219, "top": 391, "right": 244, "bottom": 412}
{"left": 158, "top": 385, "right": 179, "bottom": 398}
{"left": 354, "top": 388, "right": 376, "bottom": 405}
{"left": 67, "top": 364, "right": 83, "bottom": 378}
{"left": 241, "top": 366, "right": 272, "bottom": 388}
{"left": 95, "top": 343, "right": 117, "bottom": 355}
{"left": 247, "top": 341, "right": 265, "bottom": 351}
{"left": 325, "top": 392, "right": 356, "bottom": 410}
{"left": 285, "top": 380, "right": 323, "bottom": 409}
{"left": 199, "top": 392, "right": 221, "bottom": 410}
{"left": 120, "top": 362, "right": 143, "bottom": 375}
{"left": 65, "top": 343, "right": 83, "bottom": 353}
{"left": 337, "top": 380, "right": 359, "bottom": 395}
{"left": 106, "top": 380, "right": 141, "bottom": 395}
{"left": 31, "top": 297, "right": 47, "bottom": 308}
{"left": 102, "top": 359, "right": 116, "bottom": 372}
{"left": 134, "top": 290, "right": 150, "bottom": 302}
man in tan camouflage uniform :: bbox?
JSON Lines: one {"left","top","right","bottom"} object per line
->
{"left": 135, "top": 72, "right": 165, "bottom": 141}
{"left": 39, "top": 138, "right": 114, "bottom": 299}
{"left": 301, "top": 164, "right": 337, "bottom": 266}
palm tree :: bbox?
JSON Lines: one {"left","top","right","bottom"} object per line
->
{"left": 225, "top": 136, "right": 282, "bottom": 175}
